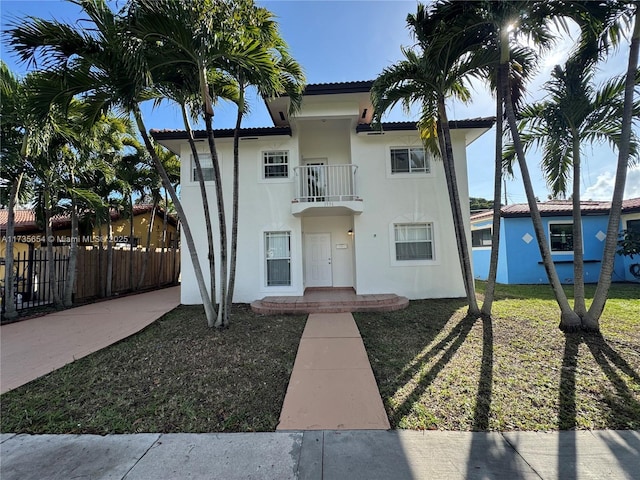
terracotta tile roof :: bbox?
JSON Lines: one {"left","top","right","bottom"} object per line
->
{"left": 470, "top": 198, "right": 640, "bottom": 221}
{"left": 1, "top": 204, "right": 177, "bottom": 234}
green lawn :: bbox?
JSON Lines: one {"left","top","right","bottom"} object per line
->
{"left": 356, "top": 282, "right": 640, "bottom": 430}
{"left": 1, "top": 282, "right": 638, "bottom": 433}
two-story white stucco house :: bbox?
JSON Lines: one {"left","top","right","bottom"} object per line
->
{"left": 152, "top": 81, "right": 492, "bottom": 308}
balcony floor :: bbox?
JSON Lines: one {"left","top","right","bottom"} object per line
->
{"left": 250, "top": 287, "right": 409, "bottom": 315}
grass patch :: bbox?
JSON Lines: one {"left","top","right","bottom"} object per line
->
{"left": 2, "top": 282, "right": 638, "bottom": 433}
{"left": 1, "top": 305, "right": 306, "bottom": 434}
{"left": 356, "top": 282, "right": 640, "bottom": 431}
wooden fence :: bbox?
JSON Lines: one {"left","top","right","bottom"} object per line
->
{"left": 74, "top": 246, "right": 180, "bottom": 302}
{"left": 1, "top": 246, "right": 179, "bottom": 318}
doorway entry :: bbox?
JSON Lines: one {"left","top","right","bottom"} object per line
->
{"left": 304, "top": 233, "right": 332, "bottom": 287}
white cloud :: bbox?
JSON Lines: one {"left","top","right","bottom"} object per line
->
{"left": 583, "top": 166, "right": 640, "bottom": 200}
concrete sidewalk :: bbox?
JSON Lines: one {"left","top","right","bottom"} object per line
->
{"left": 1, "top": 430, "right": 638, "bottom": 479}
{"left": 0, "top": 286, "right": 180, "bottom": 394}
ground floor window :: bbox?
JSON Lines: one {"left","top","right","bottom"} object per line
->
{"left": 549, "top": 223, "right": 573, "bottom": 252}
{"left": 627, "top": 218, "right": 640, "bottom": 234}
{"left": 265, "top": 231, "right": 291, "bottom": 286}
{"left": 472, "top": 228, "right": 492, "bottom": 247}
{"left": 394, "top": 223, "right": 434, "bottom": 260}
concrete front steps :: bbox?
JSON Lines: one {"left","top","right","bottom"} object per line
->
{"left": 250, "top": 287, "right": 409, "bottom": 315}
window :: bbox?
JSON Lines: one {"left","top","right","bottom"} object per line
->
{"left": 391, "top": 147, "right": 429, "bottom": 174}
{"left": 263, "top": 151, "right": 289, "bottom": 178}
{"left": 192, "top": 154, "right": 214, "bottom": 182}
{"left": 394, "top": 223, "right": 433, "bottom": 260}
{"left": 265, "top": 231, "right": 291, "bottom": 286}
{"left": 549, "top": 223, "right": 573, "bottom": 252}
{"left": 472, "top": 228, "right": 492, "bottom": 247}
{"left": 627, "top": 219, "right": 640, "bottom": 234}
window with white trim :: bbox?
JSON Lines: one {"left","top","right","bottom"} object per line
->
{"left": 472, "top": 228, "right": 492, "bottom": 247}
{"left": 549, "top": 223, "right": 573, "bottom": 252}
{"left": 265, "top": 231, "right": 291, "bottom": 286}
{"left": 263, "top": 151, "right": 289, "bottom": 178}
{"left": 390, "top": 147, "right": 430, "bottom": 174}
{"left": 394, "top": 223, "right": 434, "bottom": 260}
{"left": 192, "top": 154, "right": 214, "bottom": 182}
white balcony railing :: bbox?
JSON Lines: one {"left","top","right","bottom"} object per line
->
{"left": 294, "top": 164, "right": 359, "bottom": 202}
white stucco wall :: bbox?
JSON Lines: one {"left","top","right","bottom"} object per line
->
{"left": 349, "top": 129, "right": 469, "bottom": 299}
{"left": 175, "top": 117, "right": 480, "bottom": 304}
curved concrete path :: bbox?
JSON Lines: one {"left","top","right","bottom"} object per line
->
{"left": 277, "top": 312, "right": 390, "bottom": 431}
{"left": 0, "top": 286, "right": 180, "bottom": 394}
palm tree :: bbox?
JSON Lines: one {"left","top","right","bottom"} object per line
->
{"left": 372, "top": 3, "right": 490, "bottom": 316}
{"left": 586, "top": 5, "right": 640, "bottom": 329}
{"left": 224, "top": 4, "right": 305, "bottom": 323}
{"left": 7, "top": 0, "right": 218, "bottom": 324}
{"left": 130, "top": 0, "right": 296, "bottom": 327}
{"left": 513, "top": 59, "right": 639, "bottom": 323}
{"left": 0, "top": 61, "right": 29, "bottom": 320}
{"left": 431, "top": 1, "right": 547, "bottom": 316}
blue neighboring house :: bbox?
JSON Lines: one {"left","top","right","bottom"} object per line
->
{"left": 470, "top": 198, "right": 640, "bottom": 284}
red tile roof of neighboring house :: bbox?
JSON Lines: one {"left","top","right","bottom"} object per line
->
{"left": 0, "top": 204, "right": 177, "bottom": 234}
{"left": 470, "top": 198, "right": 640, "bottom": 221}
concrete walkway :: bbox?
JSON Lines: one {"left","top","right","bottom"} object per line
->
{"left": 0, "top": 286, "right": 180, "bottom": 394}
{"left": 2, "top": 430, "right": 638, "bottom": 479}
{"left": 277, "top": 312, "right": 390, "bottom": 430}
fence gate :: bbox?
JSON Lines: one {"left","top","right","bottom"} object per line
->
{"left": 1, "top": 247, "right": 69, "bottom": 319}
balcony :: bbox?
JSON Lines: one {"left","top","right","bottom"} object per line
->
{"left": 291, "top": 164, "right": 363, "bottom": 216}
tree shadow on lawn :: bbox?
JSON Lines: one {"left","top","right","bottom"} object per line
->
{"left": 558, "top": 331, "right": 640, "bottom": 480}
{"left": 356, "top": 299, "right": 485, "bottom": 428}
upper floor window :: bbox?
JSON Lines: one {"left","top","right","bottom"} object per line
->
{"left": 394, "top": 223, "right": 434, "bottom": 261}
{"left": 391, "top": 147, "right": 430, "bottom": 174}
{"left": 263, "top": 151, "right": 289, "bottom": 178}
{"left": 549, "top": 223, "right": 573, "bottom": 252}
{"left": 192, "top": 154, "right": 214, "bottom": 182}
{"left": 472, "top": 228, "right": 492, "bottom": 247}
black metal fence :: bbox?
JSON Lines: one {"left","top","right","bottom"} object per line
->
{"left": 1, "top": 248, "right": 69, "bottom": 319}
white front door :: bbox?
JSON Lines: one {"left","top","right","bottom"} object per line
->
{"left": 304, "top": 233, "right": 332, "bottom": 287}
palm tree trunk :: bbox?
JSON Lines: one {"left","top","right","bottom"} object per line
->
{"left": 482, "top": 61, "right": 505, "bottom": 316}
{"left": 44, "top": 188, "right": 63, "bottom": 308}
{"left": 129, "top": 195, "right": 135, "bottom": 291}
{"left": 437, "top": 97, "right": 480, "bottom": 316}
{"left": 138, "top": 198, "right": 157, "bottom": 289}
{"left": 133, "top": 107, "right": 217, "bottom": 327}
{"left": 3, "top": 174, "right": 23, "bottom": 321}
{"left": 106, "top": 213, "right": 113, "bottom": 297}
{"left": 63, "top": 197, "right": 78, "bottom": 307}
{"left": 501, "top": 35, "right": 580, "bottom": 331}
{"left": 181, "top": 104, "right": 216, "bottom": 311}
{"left": 586, "top": 9, "right": 640, "bottom": 329}
{"left": 204, "top": 113, "right": 228, "bottom": 328}
{"left": 571, "top": 133, "right": 587, "bottom": 318}
{"left": 157, "top": 194, "right": 168, "bottom": 287}
{"left": 227, "top": 87, "right": 244, "bottom": 313}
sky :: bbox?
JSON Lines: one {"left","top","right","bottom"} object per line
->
{"left": 2, "top": 0, "right": 639, "bottom": 203}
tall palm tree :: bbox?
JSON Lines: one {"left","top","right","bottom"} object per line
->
{"left": 587, "top": 5, "right": 640, "bottom": 329}
{"left": 431, "top": 0, "right": 548, "bottom": 316}
{"left": 130, "top": 0, "right": 296, "bottom": 327}
{"left": 7, "top": 0, "right": 218, "bottom": 324}
{"left": 224, "top": 4, "right": 305, "bottom": 323}
{"left": 0, "top": 61, "right": 29, "bottom": 320}
{"left": 513, "top": 60, "right": 639, "bottom": 323}
{"left": 372, "top": 3, "right": 493, "bottom": 316}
